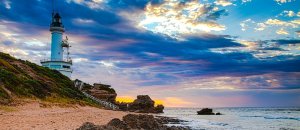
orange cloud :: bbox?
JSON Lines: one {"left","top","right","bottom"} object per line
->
{"left": 138, "top": 0, "right": 226, "bottom": 39}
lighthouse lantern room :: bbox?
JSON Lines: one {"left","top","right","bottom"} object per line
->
{"left": 41, "top": 12, "right": 72, "bottom": 78}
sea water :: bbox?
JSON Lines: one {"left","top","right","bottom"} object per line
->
{"left": 160, "top": 107, "right": 300, "bottom": 130}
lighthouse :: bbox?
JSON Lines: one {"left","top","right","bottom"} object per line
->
{"left": 41, "top": 12, "right": 72, "bottom": 78}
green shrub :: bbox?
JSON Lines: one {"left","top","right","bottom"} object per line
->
{"left": 0, "top": 52, "right": 98, "bottom": 106}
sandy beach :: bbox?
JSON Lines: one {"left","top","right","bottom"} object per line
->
{"left": 0, "top": 102, "right": 128, "bottom": 130}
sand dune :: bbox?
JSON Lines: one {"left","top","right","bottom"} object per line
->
{"left": 0, "top": 102, "right": 128, "bottom": 130}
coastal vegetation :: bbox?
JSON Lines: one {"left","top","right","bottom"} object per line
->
{"left": 0, "top": 52, "right": 96, "bottom": 106}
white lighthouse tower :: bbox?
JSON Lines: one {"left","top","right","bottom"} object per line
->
{"left": 41, "top": 12, "right": 72, "bottom": 78}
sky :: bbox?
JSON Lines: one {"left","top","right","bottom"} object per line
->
{"left": 0, "top": 0, "right": 300, "bottom": 107}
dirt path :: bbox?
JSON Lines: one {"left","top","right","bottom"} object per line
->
{"left": 0, "top": 102, "right": 129, "bottom": 130}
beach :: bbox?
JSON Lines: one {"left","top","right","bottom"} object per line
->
{"left": 0, "top": 102, "right": 128, "bottom": 130}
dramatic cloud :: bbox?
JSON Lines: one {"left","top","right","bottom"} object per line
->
{"left": 214, "top": 0, "right": 233, "bottom": 6}
{"left": 66, "top": 0, "right": 106, "bottom": 9}
{"left": 138, "top": 0, "right": 227, "bottom": 39}
{"left": 240, "top": 17, "right": 300, "bottom": 38}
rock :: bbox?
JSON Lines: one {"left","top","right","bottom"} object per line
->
{"left": 197, "top": 108, "right": 215, "bottom": 115}
{"left": 87, "top": 84, "right": 117, "bottom": 103}
{"left": 107, "top": 118, "right": 127, "bottom": 129}
{"left": 77, "top": 114, "right": 191, "bottom": 130}
{"left": 216, "top": 112, "right": 222, "bottom": 115}
{"left": 122, "top": 114, "right": 190, "bottom": 130}
{"left": 156, "top": 116, "right": 187, "bottom": 124}
{"left": 123, "top": 114, "right": 161, "bottom": 129}
{"left": 129, "top": 95, "right": 154, "bottom": 110}
{"left": 154, "top": 104, "right": 164, "bottom": 113}
{"left": 76, "top": 122, "right": 100, "bottom": 130}
{"left": 116, "top": 103, "right": 128, "bottom": 111}
{"left": 126, "top": 95, "right": 164, "bottom": 113}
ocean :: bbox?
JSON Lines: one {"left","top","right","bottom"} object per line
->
{"left": 160, "top": 107, "right": 300, "bottom": 130}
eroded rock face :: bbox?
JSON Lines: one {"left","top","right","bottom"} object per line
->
{"left": 89, "top": 89, "right": 117, "bottom": 103}
{"left": 127, "top": 95, "right": 164, "bottom": 113}
{"left": 80, "top": 82, "right": 117, "bottom": 103}
{"left": 129, "top": 95, "right": 154, "bottom": 110}
{"left": 77, "top": 114, "right": 190, "bottom": 130}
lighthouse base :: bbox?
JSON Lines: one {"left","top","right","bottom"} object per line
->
{"left": 40, "top": 59, "right": 72, "bottom": 78}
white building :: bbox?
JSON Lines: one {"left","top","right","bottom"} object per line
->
{"left": 41, "top": 12, "right": 72, "bottom": 78}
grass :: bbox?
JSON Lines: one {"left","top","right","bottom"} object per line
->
{"left": 0, "top": 59, "right": 19, "bottom": 73}
{"left": 0, "top": 52, "right": 100, "bottom": 107}
{"left": 41, "top": 96, "right": 100, "bottom": 108}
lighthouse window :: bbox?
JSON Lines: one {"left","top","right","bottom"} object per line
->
{"left": 63, "top": 65, "right": 70, "bottom": 69}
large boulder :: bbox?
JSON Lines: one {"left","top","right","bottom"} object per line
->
{"left": 127, "top": 95, "right": 164, "bottom": 113}
{"left": 129, "top": 95, "right": 154, "bottom": 110}
{"left": 197, "top": 108, "right": 215, "bottom": 115}
{"left": 107, "top": 118, "right": 127, "bottom": 129}
{"left": 123, "top": 114, "right": 161, "bottom": 129}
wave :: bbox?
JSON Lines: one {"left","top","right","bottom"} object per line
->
{"left": 241, "top": 115, "right": 300, "bottom": 121}
{"left": 210, "top": 122, "right": 229, "bottom": 126}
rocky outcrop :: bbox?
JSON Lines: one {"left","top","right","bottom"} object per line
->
{"left": 77, "top": 114, "right": 190, "bottom": 130}
{"left": 78, "top": 82, "right": 117, "bottom": 103}
{"left": 128, "top": 95, "right": 154, "bottom": 111}
{"left": 197, "top": 108, "right": 222, "bottom": 115}
{"left": 88, "top": 89, "right": 116, "bottom": 103}
{"left": 127, "top": 95, "right": 164, "bottom": 113}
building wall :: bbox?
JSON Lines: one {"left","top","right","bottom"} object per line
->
{"left": 41, "top": 61, "right": 72, "bottom": 78}
{"left": 51, "top": 31, "right": 63, "bottom": 60}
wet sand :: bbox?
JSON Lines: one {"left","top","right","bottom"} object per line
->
{"left": 0, "top": 102, "right": 128, "bottom": 130}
